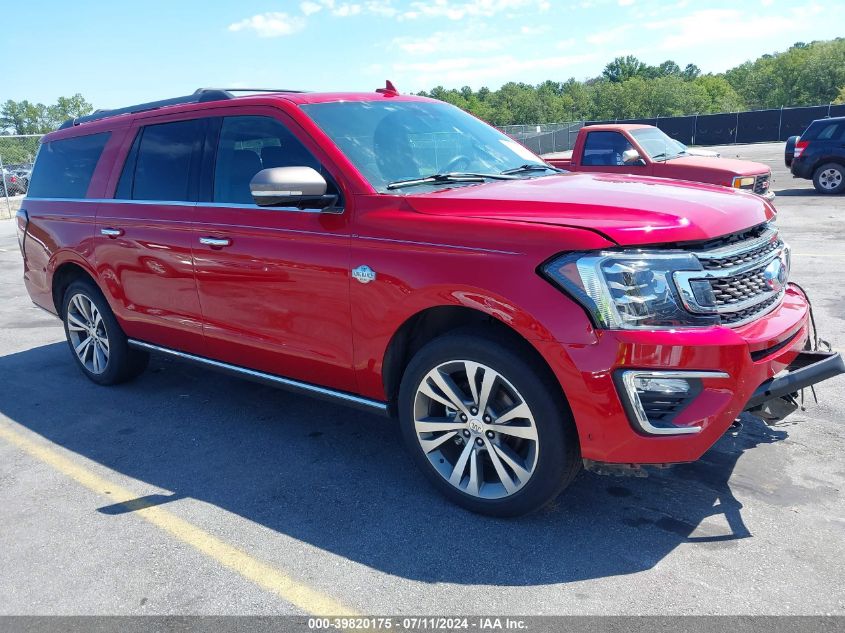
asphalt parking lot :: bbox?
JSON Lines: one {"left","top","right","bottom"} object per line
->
{"left": 0, "top": 141, "right": 843, "bottom": 616}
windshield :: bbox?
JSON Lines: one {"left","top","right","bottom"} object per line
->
{"left": 301, "top": 100, "right": 549, "bottom": 193}
{"left": 630, "top": 128, "right": 685, "bottom": 161}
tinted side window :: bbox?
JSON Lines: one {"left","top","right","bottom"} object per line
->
{"left": 119, "top": 119, "right": 203, "bottom": 201}
{"left": 802, "top": 120, "right": 845, "bottom": 141}
{"left": 213, "top": 116, "right": 322, "bottom": 204}
{"left": 816, "top": 123, "right": 839, "bottom": 140}
{"left": 582, "top": 131, "right": 633, "bottom": 166}
{"left": 27, "top": 132, "right": 110, "bottom": 199}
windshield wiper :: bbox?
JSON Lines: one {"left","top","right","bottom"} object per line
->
{"left": 500, "top": 163, "right": 565, "bottom": 175}
{"left": 651, "top": 152, "right": 682, "bottom": 163}
{"left": 386, "top": 172, "right": 517, "bottom": 190}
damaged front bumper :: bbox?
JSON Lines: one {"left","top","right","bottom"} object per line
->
{"left": 744, "top": 350, "right": 845, "bottom": 422}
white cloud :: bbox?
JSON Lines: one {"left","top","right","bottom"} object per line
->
{"left": 644, "top": 8, "right": 803, "bottom": 51}
{"left": 392, "top": 29, "right": 506, "bottom": 55}
{"left": 586, "top": 23, "right": 632, "bottom": 45}
{"left": 391, "top": 52, "right": 600, "bottom": 88}
{"left": 618, "top": 0, "right": 634, "bottom": 5}
{"left": 520, "top": 24, "right": 549, "bottom": 35}
{"left": 228, "top": 12, "right": 306, "bottom": 37}
{"left": 332, "top": 3, "right": 362, "bottom": 16}
{"left": 364, "top": 0, "right": 399, "bottom": 16}
{"left": 300, "top": 1, "right": 323, "bottom": 15}
{"left": 399, "top": 0, "right": 550, "bottom": 21}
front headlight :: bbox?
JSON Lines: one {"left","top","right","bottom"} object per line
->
{"left": 732, "top": 176, "right": 755, "bottom": 189}
{"left": 542, "top": 251, "right": 720, "bottom": 329}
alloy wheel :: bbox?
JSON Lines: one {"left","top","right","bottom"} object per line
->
{"left": 413, "top": 360, "right": 539, "bottom": 499}
{"left": 66, "top": 293, "right": 110, "bottom": 374}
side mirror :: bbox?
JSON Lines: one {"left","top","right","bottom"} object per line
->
{"left": 250, "top": 166, "right": 339, "bottom": 212}
{"left": 621, "top": 149, "right": 646, "bottom": 166}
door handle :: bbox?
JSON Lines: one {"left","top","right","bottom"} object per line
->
{"left": 199, "top": 237, "right": 232, "bottom": 248}
{"left": 100, "top": 228, "right": 123, "bottom": 238}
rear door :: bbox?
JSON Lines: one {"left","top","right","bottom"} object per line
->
{"left": 94, "top": 116, "right": 206, "bottom": 355}
{"left": 191, "top": 109, "right": 356, "bottom": 393}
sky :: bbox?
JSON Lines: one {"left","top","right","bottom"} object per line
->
{"left": 5, "top": 0, "right": 842, "bottom": 109}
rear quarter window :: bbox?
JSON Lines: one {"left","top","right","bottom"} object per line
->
{"left": 27, "top": 132, "right": 110, "bottom": 199}
{"left": 802, "top": 120, "right": 844, "bottom": 141}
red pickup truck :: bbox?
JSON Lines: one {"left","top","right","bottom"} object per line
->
{"left": 543, "top": 124, "right": 775, "bottom": 199}
{"left": 17, "top": 87, "right": 842, "bottom": 516}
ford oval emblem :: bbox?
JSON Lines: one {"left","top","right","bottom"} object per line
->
{"left": 763, "top": 256, "right": 787, "bottom": 292}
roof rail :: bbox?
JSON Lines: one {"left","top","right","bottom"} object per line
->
{"left": 200, "top": 87, "right": 308, "bottom": 94}
{"left": 58, "top": 88, "right": 235, "bottom": 130}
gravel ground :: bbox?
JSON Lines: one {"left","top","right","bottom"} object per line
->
{"left": 0, "top": 142, "right": 843, "bottom": 616}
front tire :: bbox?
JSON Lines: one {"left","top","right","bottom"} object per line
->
{"left": 812, "top": 163, "right": 845, "bottom": 194}
{"left": 398, "top": 330, "right": 580, "bottom": 517}
{"left": 61, "top": 279, "right": 149, "bottom": 385}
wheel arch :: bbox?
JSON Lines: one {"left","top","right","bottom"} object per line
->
{"left": 51, "top": 260, "right": 99, "bottom": 316}
{"left": 381, "top": 304, "right": 573, "bottom": 423}
{"left": 812, "top": 156, "right": 845, "bottom": 173}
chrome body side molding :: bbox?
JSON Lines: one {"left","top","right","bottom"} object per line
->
{"left": 127, "top": 339, "right": 389, "bottom": 416}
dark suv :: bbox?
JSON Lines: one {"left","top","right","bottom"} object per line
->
{"left": 790, "top": 116, "right": 845, "bottom": 194}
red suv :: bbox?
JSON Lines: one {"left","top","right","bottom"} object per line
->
{"left": 16, "top": 87, "right": 843, "bottom": 516}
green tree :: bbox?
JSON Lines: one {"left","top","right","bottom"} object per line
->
{"left": 725, "top": 38, "right": 845, "bottom": 108}
{"left": 49, "top": 94, "right": 93, "bottom": 125}
{"left": 602, "top": 55, "right": 648, "bottom": 83}
{"left": 0, "top": 100, "right": 49, "bottom": 134}
{"left": 833, "top": 86, "right": 845, "bottom": 105}
{"left": 647, "top": 60, "right": 681, "bottom": 79}
{"left": 1, "top": 94, "right": 94, "bottom": 134}
{"left": 691, "top": 75, "right": 746, "bottom": 112}
{"left": 682, "top": 64, "right": 701, "bottom": 81}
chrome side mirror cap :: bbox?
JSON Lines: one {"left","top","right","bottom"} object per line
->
{"left": 621, "top": 149, "right": 646, "bottom": 166}
{"left": 250, "top": 166, "right": 339, "bottom": 212}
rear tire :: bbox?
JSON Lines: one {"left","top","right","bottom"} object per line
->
{"left": 397, "top": 329, "right": 580, "bottom": 517}
{"left": 812, "top": 163, "right": 845, "bottom": 194}
{"left": 61, "top": 279, "right": 149, "bottom": 385}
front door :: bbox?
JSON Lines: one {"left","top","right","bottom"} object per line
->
{"left": 192, "top": 112, "right": 356, "bottom": 393}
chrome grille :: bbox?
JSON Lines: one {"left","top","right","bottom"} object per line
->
{"left": 710, "top": 266, "right": 769, "bottom": 305}
{"left": 719, "top": 295, "right": 781, "bottom": 326}
{"left": 698, "top": 237, "right": 782, "bottom": 270}
{"left": 753, "top": 173, "right": 771, "bottom": 195}
{"left": 674, "top": 223, "right": 788, "bottom": 327}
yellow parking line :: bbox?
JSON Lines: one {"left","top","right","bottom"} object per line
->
{"left": 0, "top": 421, "right": 357, "bottom": 616}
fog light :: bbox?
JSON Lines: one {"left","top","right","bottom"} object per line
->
{"left": 616, "top": 370, "right": 729, "bottom": 436}
{"left": 633, "top": 377, "right": 691, "bottom": 394}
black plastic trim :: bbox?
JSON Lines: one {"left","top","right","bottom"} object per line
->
{"left": 749, "top": 327, "right": 802, "bottom": 362}
{"left": 60, "top": 89, "right": 234, "bottom": 129}
{"left": 744, "top": 351, "right": 845, "bottom": 409}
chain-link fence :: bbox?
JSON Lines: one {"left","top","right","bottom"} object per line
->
{"left": 1, "top": 134, "right": 42, "bottom": 220}
{"left": 497, "top": 122, "right": 584, "bottom": 155}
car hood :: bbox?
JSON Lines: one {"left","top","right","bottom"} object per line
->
{"left": 662, "top": 154, "right": 769, "bottom": 176}
{"left": 406, "top": 172, "right": 775, "bottom": 246}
